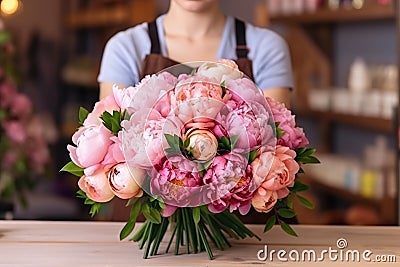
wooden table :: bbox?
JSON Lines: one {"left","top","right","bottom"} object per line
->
{"left": 1, "top": 220, "right": 399, "bottom": 266}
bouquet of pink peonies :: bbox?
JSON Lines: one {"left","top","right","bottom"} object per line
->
{"left": 62, "top": 60, "right": 319, "bottom": 259}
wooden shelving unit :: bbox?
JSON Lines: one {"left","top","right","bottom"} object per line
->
{"left": 267, "top": 3, "right": 398, "bottom": 225}
{"left": 271, "top": 4, "right": 395, "bottom": 24}
{"left": 297, "top": 109, "right": 394, "bottom": 133}
{"left": 65, "top": 0, "right": 155, "bottom": 28}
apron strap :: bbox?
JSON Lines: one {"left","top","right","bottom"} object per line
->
{"left": 148, "top": 21, "right": 161, "bottom": 54}
{"left": 235, "top": 18, "right": 249, "bottom": 59}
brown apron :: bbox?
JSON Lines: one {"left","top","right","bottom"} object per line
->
{"left": 111, "top": 19, "right": 296, "bottom": 224}
{"left": 140, "top": 18, "right": 254, "bottom": 81}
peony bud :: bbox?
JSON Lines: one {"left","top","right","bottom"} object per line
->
{"left": 186, "top": 129, "right": 218, "bottom": 162}
{"left": 108, "top": 163, "right": 144, "bottom": 199}
{"left": 78, "top": 169, "right": 115, "bottom": 203}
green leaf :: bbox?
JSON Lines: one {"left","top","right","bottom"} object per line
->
{"left": 125, "top": 197, "right": 139, "bottom": 207}
{"left": 157, "top": 200, "right": 166, "bottom": 209}
{"left": 120, "top": 220, "right": 136, "bottom": 240}
{"left": 278, "top": 208, "right": 296, "bottom": 219}
{"left": 192, "top": 207, "right": 201, "bottom": 224}
{"left": 183, "top": 137, "right": 191, "bottom": 148}
{"left": 275, "top": 123, "right": 285, "bottom": 139}
{"left": 221, "top": 136, "right": 230, "bottom": 149}
{"left": 0, "top": 109, "right": 7, "bottom": 121}
{"left": 164, "top": 134, "right": 182, "bottom": 155}
{"left": 280, "top": 221, "right": 298, "bottom": 237}
{"left": 286, "top": 195, "right": 294, "bottom": 209}
{"left": 230, "top": 135, "right": 239, "bottom": 149}
{"left": 0, "top": 31, "right": 11, "bottom": 43}
{"left": 120, "top": 199, "right": 144, "bottom": 240}
{"left": 220, "top": 80, "right": 226, "bottom": 97}
{"left": 78, "top": 107, "right": 89, "bottom": 124}
{"left": 290, "top": 181, "right": 309, "bottom": 193}
{"left": 89, "top": 203, "right": 102, "bottom": 217}
{"left": 142, "top": 203, "right": 162, "bottom": 224}
{"left": 248, "top": 150, "right": 258, "bottom": 163}
{"left": 297, "top": 194, "right": 314, "bottom": 209}
{"left": 60, "top": 161, "right": 84, "bottom": 177}
{"left": 264, "top": 215, "right": 276, "bottom": 232}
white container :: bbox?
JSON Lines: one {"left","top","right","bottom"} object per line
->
{"left": 332, "top": 89, "right": 350, "bottom": 113}
{"left": 361, "top": 90, "right": 381, "bottom": 117}
{"left": 308, "top": 89, "right": 331, "bottom": 111}
{"left": 381, "top": 91, "right": 398, "bottom": 119}
{"left": 348, "top": 58, "right": 371, "bottom": 93}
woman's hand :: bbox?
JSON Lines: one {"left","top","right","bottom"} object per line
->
{"left": 263, "top": 87, "right": 291, "bottom": 108}
{"left": 99, "top": 82, "right": 127, "bottom": 99}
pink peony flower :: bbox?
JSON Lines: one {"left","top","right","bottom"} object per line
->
{"left": 117, "top": 72, "right": 176, "bottom": 115}
{"left": 203, "top": 153, "right": 247, "bottom": 208}
{"left": 171, "top": 75, "right": 229, "bottom": 123}
{"left": 151, "top": 156, "right": 202, "bottom": 207}
{"left": 67, "top": 124, "right": 113, "bottom": 175}
{"left": 78, "top": 169, "right": 115, "bottom": 202}
{"left": 196, "top": 59, "right": 243, "bottom": 83}
{"left": 252, "top": 189, "right": 278, "bottom": 213}
{"left": 108, "top": 163, "right": 144, "bottom": 199}
{"left": 266, "top": 97, "right": 309, "bottom": 149}
{"left": 213, "top": 98, "right": 274, "bottom": 152}
{"left": 185, "top": 129, "right": 218, "bottom": 162}
{"left": 161, "top": 204, "right": 178, "bottom": 217}
{"left": 2, "top": 120, "right": 26, "bottom": 143}
{"left": 252, "top": 145, "right": 300, "bottom": 200}
{"left": 10, "top": 93, "right": 32, "bottom": 117}
{"left": 226, "top": 77, "right": 266, "bottom": 105}
{"left": 208, "top": 164, "right": 255, "bottom": 215}
{"left": 102, "top": 132, "right": 125, "bottom": 171}
{"left": 122, "top": 110, "right": 183, "bottom": 168}
{"left": 84, "top": 94, "right": 120, "bottom": 127}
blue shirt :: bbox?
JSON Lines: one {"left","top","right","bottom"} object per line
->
{"left": 98, "top": 15, "right": 293, "bottom": 91}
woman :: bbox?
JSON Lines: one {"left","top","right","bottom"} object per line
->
{"left": 97, "top": 0, "right": 295, "bottom": 222}
{"left": 98, "top": 0, "right": 293, "bottom": 106}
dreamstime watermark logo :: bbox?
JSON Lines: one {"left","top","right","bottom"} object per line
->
{"left": 257, "top": 238, "right": 397, "bottom": 263}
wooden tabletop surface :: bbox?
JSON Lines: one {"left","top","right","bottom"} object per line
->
{"left": 1, "top": 220, "right": 399, "bottom": 266}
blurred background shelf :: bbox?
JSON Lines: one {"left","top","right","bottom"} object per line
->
{"left": 270, "top": 5, "right": 395, "bottom": 24}
{"left": 65, "top": 0, "right": 155, "bottom": 28}
{"left": 296, "top": 109, "right": 394, "bottom": 133}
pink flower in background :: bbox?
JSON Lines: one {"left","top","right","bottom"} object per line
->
{"left": 108, "top": 163, "right": 144, "bottom": 199}
{"left": 2, "top": 151, "right": 17, "bottom": 166}
{"left": 10, "top": 93, "right": 32, "bottom": 118}
{"left": 266, "top": 97, "right": 309, "bottom": 149}
{"left": 78, "top": 169, "right": 115, "bottom": 202}
{"left": 0, "top": 82, "right": 17, "bottom": 108}
{"left": 3, "top": 120, "right": 26, "bottom": 143}
{"left": 67, "top": 124, "right": 113, "bottom": 174}
{"left": 28, "top": 139, "right": 50, "bottom": 172}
